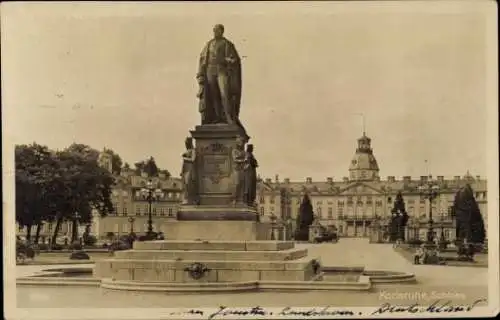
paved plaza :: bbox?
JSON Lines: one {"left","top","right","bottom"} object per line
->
{"left": 17, "top": 239, "right": 488, "bottom": 308}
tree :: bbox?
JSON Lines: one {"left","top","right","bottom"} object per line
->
{"left": 103, "top": 147, "right": 123, "bottom": 175}
{"left": 51, "top": 145, "right": 115, "bottom": 244}
{"left": 134, "top": 161, "right": 146, "bottom": 175}
{"left": 294, "top": 193, "right": 314, "bottom": 241}
{"left": 144, "top": 156, "right": 159, "bottom": 177}
{"left": 390, "top": 192, "right": 409, "bottom": 241}
{"left": 453, "top": 184, "right": 485, "bottom": 245}
{"left": 123, "top": 162, "right": 131, "bottom": 170}
{"left": 15, "top": 143, "right": 58, "bottom": 243}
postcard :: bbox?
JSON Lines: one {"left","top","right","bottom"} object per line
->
{"left": 2, "top": 1, "right": 498, "bottom": 319}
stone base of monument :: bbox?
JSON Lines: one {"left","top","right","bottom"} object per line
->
{"left": 161, "top": 221, "right": 269, "bottom": 241}
{"left": 93, "top": 239, "right": 335, "bottom": 292}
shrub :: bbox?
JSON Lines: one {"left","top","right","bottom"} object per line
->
{"left": 109, "top": 241, "right": 130, "bottom": 251}
{"left": 407, "top": 239, "right": 423, "bottom": 247}
{"left": 37, "top": 243, "right": 49, "bottom": 250}
{"left": 69, "top": 251, "right": 91, "bottom": 260}
{"left": 51, "top": 243, "right": 64, "bottom": 250}
{"left": 83, "top": 235, "right": 97, "bottom": 246}
{"left": 69, "top": 241, "right": 83, "bottom": 250}
{"left": 25, "top": 247, "right": 35, "bottom": 259}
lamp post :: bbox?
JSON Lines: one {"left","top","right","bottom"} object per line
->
{"left": 270, "top": 213, "right": 277, "bottom": 240}
{"left": 128, "top": 217, "right": 135, "bottom": 234}
{"left": 417, "top": 178, "right": 440, "bottom": 245}
{"left": 73, "top": 212, "right": 81, "bottom": 244}
{"left": 139, "top": 179, "right": 165, "bottom": 239}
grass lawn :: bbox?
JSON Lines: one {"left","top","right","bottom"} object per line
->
{"left": 394, "top": 245, "right": 488, "bottom": 268}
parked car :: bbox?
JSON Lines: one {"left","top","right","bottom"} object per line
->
{"left": 314, "top": 232, "right": 338, "bottom": 243}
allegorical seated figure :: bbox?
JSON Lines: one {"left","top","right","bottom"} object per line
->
{"left": 231, "top": 136, "right": 246, "bottom": 205}
{"left": 243, "top": 144, "right": 258, "bottom": 206}
{"left": 181, "top": 137, "right": 199, "bottom": 205}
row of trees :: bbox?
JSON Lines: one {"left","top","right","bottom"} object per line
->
{"left": 15, "top": 143, "right": 115, "bottom": 246}
{"left": 15, "top": 143, "right": 171, "bottom": 247}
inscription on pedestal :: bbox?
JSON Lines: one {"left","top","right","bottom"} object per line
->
{"left": 199, "top": 142, "right": 232, "bottom": 191}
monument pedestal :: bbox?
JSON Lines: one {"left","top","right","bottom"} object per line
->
{"left": 94, "top": 240, "right": 319, "bottom": 289}
{"left": 162, "top": 220, "right": 270, "bottom": 241}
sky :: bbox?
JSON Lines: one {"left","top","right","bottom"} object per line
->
{"left": 2, "top": 1, "right": 496, "bottom": 181}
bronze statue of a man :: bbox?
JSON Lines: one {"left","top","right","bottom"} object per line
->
{"left": 197, "top": 24, "right": 245, "bottom": 133}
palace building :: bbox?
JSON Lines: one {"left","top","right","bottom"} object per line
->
{"left": 255, "top": 132, "right": 488, "bottom": 240}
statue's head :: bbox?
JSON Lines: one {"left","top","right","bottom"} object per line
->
{"left": 185, "top": 137, "right": 193, "bottom": 149}
{"left": 213, "top": 24, "right": 224, "bottom": 39}
{"left": 246, "top": 144, "right": 254, "bottom": 153}
{"left": 235, "top": 136, "right": 245, "bottom": 148}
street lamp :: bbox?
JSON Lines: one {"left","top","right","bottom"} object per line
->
{"left": 139, "top": 179, "right": 165, "bottom": 239}
{"left": 270, "top": 213, "right": 277, "bottom": 240}
{"left": 417, "top": 178, "right": 440, "bottom": 245}
{"left": 128, "top": 217, "right": 136, "bottom": 234}
{"left": 73, "top": 212, "right": 81, "bottom": 244}
{"left": 439, "top": 209, "right": 446, "bottom": 242}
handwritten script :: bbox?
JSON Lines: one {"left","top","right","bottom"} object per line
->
{"left": 165, "top": 300, "right": 487, "bottom": 319}
{"left": 371, "top": 298, "right": 487, "bottom": 315}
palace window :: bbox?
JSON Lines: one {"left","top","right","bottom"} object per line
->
{"left": 260, "top": 207, "right": 264, "bottom": 216}
{"left": 270, "top": 197, "right": 275, "bottom": 204}
{"left": 259, "top": 196, "right": 265, "bottom": 204}
{"left": 136, "top": 207, "right": 141, "bottom": 216}
{"left": 160, "top": 207, "right": 165, "bottom": 216}
{"left": 153, "top": 207, "right": 157, "bottom": 216}
{"left": 317, "top": 207, "right": 322, "bottom": 217}
{"left": 337, "top": 201, "right": 344, "bottom": 207}
{"left": 123, "top": 207, "right": 128, "bottom": 215}
{"left": 168, "top": 208, "right": 173, "bottom": 217}
{"left": 48, "top": 224, "right": 53, "bottom": 232}
{"left": 328, "top": 208, "right": 333, "bottom": 218}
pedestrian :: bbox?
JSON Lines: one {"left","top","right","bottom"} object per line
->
{"left": 414, "top": 246, "right": 422, "bottom": 264}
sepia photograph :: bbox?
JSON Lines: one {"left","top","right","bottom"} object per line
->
{"left": 2, "top": 1, "right": 498, "bottom": 319}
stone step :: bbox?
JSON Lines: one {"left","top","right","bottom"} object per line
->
{"left": 132, "top": 240, "right": 295, "bottom": 251}
{"left": 94, "top": 256, "right": 318, "bottom": 283}
{"left": 114, "top": 248, "right": 308, "bottom": 261}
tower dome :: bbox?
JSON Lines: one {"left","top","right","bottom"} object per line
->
{"left": 348, "top": 132, "right": 380, "bottom": 181}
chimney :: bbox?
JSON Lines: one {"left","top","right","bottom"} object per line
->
{"left": 403, "top": 176, "right": 411, "bottom": 183}
{"left": 343, "top": 177, "right": 349, "bottom": 182}
{"left": 275, "top": 174, "right": 279, "bottom": 183}
{"left": 326, "top": 177, "right": 333, "bottom": 184}
{"left": 388, "top": 176, "right": 395, "bottom": 183}
{"left": 284, "top": 178, "right": 290, "bottom": 184}
{"left": 306, "top": 177, "right": 312, "bottom": 184}
{"left": 265, "top": 178, "right": 272, "bottom": 184}
{"left": 437, "top": 176, "right": 444, "bottom": 182}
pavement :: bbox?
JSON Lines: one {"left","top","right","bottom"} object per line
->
{"left": 16, "top": 238, "right": 489, "bottom": 308}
